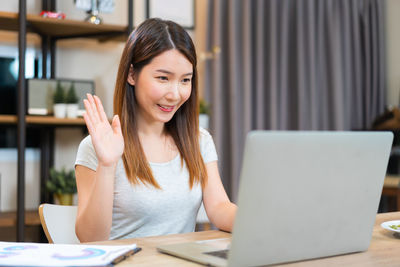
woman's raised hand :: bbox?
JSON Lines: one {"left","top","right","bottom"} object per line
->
{"left": 83, "top": 94, "right": 124, "bottom": 166}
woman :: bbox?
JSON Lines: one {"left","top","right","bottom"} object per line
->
{"left": 75, "top": 18, "right": 237, "bottom": 242}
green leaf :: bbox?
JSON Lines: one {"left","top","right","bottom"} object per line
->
{"left": 53, "top": 81, "right": 66, "bottom": 104}
{"left": 66, "top": 82, "right": 79, "bottom": 104}
{"left": 46, "top": 167, "right": 77, "bottom": 194}
{"left": 199, "top": 99, "right": 210, "bottom": 115}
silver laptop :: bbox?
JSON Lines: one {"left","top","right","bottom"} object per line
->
{"left": 157, "top": 131, "right": 393, "bottom": 267}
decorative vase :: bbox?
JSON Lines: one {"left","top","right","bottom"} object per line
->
{"left": 199, "top": 114, "right": 209, "bottom": 130}
{"left": 66, "top": 104, "right": 79, "bottom": 118}
{"left": 53, "top": 104, "right": 67, "bottom": 118}
{"left": 54, "top": 193, "right": 73, "bottom": 206}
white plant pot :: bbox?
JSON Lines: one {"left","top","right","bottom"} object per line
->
{"left": 199, "top": 114, "right": 209, "bottom": 130}
{"left": 53, "top": 104, "right": 67, "bottom": 118}
{"left": 66, "top": 104, "right": 79, "bottom": 118}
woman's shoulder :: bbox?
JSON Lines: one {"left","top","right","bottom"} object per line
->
{"left": 199, "top": 127, "right": 212, "bottom": 138}
{"left": 198, "top": 127, "right": 218, "bottom": 161}
{"left": 75, "top": 135, "right": 98, "bottom": 170}
{"left": 77, "top": 135, "right": 95, "bottom": 154}
{"left": 199, "top": 127, "right": 214, "bottom": 144}
{"left": 79, "top": 135, "right": 93, "bottom": 147}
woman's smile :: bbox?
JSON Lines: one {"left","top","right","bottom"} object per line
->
{"left": 157, "top": 104, "right": 175, "bottom": 112}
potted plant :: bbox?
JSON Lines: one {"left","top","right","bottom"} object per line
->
{"left": 66, "top": 82, "right": 79, "bottom": 118}
{"left": 46, "top": 167, "right": 77, "bottom": 205}
{"left": 199, "top": 99, "right": 210, "bottom": 129}
{"left": 53, "top": 81, "right": 66, "bottom": 118}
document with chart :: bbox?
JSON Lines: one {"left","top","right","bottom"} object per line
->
{"left": 0, "top": 242, "right": 138, "bottom": 266}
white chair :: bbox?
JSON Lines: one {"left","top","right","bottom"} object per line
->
{"left": 38, "top": 203, "right": 80, "bottom": 244}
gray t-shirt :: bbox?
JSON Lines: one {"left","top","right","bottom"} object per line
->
{"left": 75, "top": 128, "right": 218, "bottom": 240}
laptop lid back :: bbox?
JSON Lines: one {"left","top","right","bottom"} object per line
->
{"left": 228, "top": 131, "right": 393, "bottom": 267}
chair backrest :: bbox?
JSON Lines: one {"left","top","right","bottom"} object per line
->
{"left": 38, "top": 203, "right": 80, "bottom": 244}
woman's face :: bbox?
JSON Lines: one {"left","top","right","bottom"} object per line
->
{"left": 128, "top": 49, "right": 193, "bottom": 125}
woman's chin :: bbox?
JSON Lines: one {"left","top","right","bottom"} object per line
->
{"left": 157, "top": 114, "right": 175, "bottom": 124}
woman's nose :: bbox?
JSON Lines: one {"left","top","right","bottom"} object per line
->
{"left": 165, "top": 83, "right": 180, "bottom": 101}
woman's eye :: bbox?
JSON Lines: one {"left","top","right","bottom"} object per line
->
{"left": 157, "top": 76, "right": 168, "bottom": 81}
{"left": 182, "top": 78, "right": 191, "bottom": 83}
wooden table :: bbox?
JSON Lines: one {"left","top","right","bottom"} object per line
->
{"left": 94, "top": 212, "right": 400, "bottom": 266}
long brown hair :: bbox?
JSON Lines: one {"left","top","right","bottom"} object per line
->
{"left": 113, "top": 18, "right": 207, "bottom": 189}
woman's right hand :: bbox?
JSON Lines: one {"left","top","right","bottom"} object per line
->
{"left": 83, "top": 94, "right": 124, "bottom": 166}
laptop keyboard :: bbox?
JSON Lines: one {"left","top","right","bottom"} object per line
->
{"left": 203, "top": 249, "right": 230, "bottom": 259}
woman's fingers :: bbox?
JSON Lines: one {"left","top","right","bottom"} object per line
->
{"left": 86, "top": 94, "right": 101, "bottom": 124}
{"left": 84, "top": 94, "right": 118, "bottom": 145}
{"left": 83, "top": 98, "right": 96, "bottom": 126}
{"left": 112, "top": 115, "right": 122, "bottom": 135}
{"left": 94, "top": 95, "right": 108, "bottom": 122}
{"left": 83, "top": 112, "right": 95, "bottom": 136}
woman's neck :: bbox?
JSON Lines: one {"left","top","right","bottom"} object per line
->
{"left": 136, "top": 115, "right": 166, "bottom": 139}
{"left": 136, "top": 116, "right": 177, "bottom": 163}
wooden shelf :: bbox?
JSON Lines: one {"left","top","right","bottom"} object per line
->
{"left": 0, "top": 115, "right": 18, "bottom": 124}
{"left": 0, "top": 210, "right": 41, "bottom": 227}
{"left": 27, "top": 116, "right": 86, "bottom": 126}
{"left": 0, "top": 115, "right": 86, "bottom": 126}
{"left": 384, "top": 175, "right": 400, "bottom": 188}
{"left": 0, "top": 11, "right": 128, "bottom": 41}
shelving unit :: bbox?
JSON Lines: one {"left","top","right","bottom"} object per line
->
{"left": 0, "top": 11, "right": 128, "bottom": 42}
{"left": 0, "top": 115, "right": 86, "bottom": 126}
{"left": 0, "top": 0, "right": 133, "bottom": 241}
{"left": 0, "top": 210, "right": 40, "bottom": 227}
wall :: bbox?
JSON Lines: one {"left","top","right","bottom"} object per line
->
{"left": 0, "top": 149, "right": 40, "bottom": 211}
{"left": 386, "top": 0, "right": 400, "bottom": 107}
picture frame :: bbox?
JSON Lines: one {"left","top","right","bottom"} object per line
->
{"left": 146, "top": 0, "right": 195, "bottom": 30}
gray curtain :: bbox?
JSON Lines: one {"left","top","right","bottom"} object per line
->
{"left": 204, "top": 0, "right": 386, "bottom": 200}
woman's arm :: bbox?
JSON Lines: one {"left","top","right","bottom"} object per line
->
{"left": 75, "top": 164, "right": 116, "bottom": 242}
{"left": 202, "top": 161, "right": 237, "bottom": 232}
{"left": 75, "top": 94, "right": 124, "bottom": 242}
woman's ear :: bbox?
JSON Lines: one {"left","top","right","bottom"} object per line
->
{"left": 127, "top": 65, "right": 135, "bottom": 86}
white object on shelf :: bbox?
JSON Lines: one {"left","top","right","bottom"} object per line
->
{"left": 66, "top": 104, "right": 79, "bottom": 118}
{"left": 0, "top": 148, "right": 40, "bottom": 212}
{"left": 53, "top": 104, "right": 67, "bottom": 118}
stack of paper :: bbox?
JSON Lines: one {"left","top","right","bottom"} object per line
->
{"left": 0, "top": 242, "right": 138, "bottom": 266}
